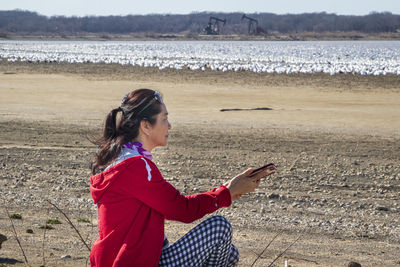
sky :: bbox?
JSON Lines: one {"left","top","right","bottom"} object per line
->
{"left": 1, "top": 0, "right": 399, "bottom": 17}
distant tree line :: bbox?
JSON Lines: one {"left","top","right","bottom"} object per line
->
{"left": 0, "top": 10, "right": 399, "bottom": 36}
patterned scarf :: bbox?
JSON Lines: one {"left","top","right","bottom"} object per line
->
{"left": 123, "top": 142, "right": 153, "bottom": 160}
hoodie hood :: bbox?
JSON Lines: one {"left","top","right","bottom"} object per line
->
{"left": 90, "top": 156, "right": 142, "bottom": 204}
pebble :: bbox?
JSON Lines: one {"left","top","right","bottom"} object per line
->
{"left": 61, "top": 255, "right": 72, "bottom": 259}
{"left": 376, "top": 206, "right": 389, "bottom": 211}
{"left": 348, "top": 262, "right": 362, "bottom": 267}
{"left": 268, "top": 193, "right": 280, "bottom": 199}
{"left": 0, "top": 234, "right": 7, "bottom": 249}
{"left": 292, "top": 202, "right": 301, "bottom": 208}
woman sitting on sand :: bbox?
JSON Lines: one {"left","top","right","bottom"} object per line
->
{"left": 89, "top": 89, "right": 276, "bottom": 267}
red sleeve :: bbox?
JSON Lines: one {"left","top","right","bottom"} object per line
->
{"left": 121, "top": 158, "right": 232, "bottom": 223}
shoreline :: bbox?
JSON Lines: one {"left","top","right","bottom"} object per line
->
{"left": 1, "top": 61, "right": 399, "bottom": 90}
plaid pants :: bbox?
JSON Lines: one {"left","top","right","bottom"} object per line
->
{"left": 159, "top": 216, "right": 239, "bottom": 267}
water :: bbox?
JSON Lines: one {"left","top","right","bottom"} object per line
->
{"left": 1, "top": 40, "right": 399, "bottom": 75}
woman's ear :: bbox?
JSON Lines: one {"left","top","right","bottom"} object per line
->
{"left": 139, "top": 120, "right": 152, "bottom": 136}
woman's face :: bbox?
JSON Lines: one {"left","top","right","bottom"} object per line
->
{"left": 147, "top": 104, "right": 171, "bottom": 149}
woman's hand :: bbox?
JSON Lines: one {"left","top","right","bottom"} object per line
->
{"left": 224, "top": 166, "right": 276, "bottom": 201}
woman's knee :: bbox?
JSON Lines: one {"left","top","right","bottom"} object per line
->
{"left": 206, "top": 215, "right": 233, "bottom": 240}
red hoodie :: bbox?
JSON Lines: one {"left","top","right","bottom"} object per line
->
{"left": 89, "top": 156, "right": 232, "bottom": 267}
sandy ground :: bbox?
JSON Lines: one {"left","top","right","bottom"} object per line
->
{"left": 0, "top": 61, "right": 399, "bottom": 266}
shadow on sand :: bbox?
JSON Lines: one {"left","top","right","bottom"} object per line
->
{"left": 0, "top": 257, "right": 23, "bottom": 265}
{"left": 220, "top": 107, "right": 273, "bottom": 112}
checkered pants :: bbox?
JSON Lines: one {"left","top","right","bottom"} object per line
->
{"left": 159, "top": 216, "right": 239, "bottom": 267}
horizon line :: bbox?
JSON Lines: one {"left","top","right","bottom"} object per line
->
{"left": 1, "top": 8, "right": 398, "bottom": 18}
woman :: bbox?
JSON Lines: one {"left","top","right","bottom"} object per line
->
{"left": 89, "top": 89, "right": 276, "bottom": 267}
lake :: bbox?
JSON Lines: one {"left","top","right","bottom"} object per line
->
{"left": 1, "top": 40, "right": 399, "bottom": 75}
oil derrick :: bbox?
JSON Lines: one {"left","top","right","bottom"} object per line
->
{"left": 204, "top": 16, "right": 226, "bottom": 35}
{"left": 241, "top": 14, "right": 267, "bottom": 34}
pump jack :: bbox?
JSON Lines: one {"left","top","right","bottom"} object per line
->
{"left": 241, "top": 14, "right": 267, "bottom": 34}
{"left": 204, "top": 16, "right": 226, "bottom": 35}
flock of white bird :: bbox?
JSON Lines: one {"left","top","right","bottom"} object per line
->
{"left": 1, "top": 40, "right": 399, "bottom": 75}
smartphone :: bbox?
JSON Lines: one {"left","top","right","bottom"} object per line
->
{"left": 250, "top": 163, "right": 276, "bottom": 177}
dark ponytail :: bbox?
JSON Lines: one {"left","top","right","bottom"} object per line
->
{"left": 104, "top": 107, "right": 122, "bottom": 141}
{"left": 91, "top": 89, "right": 162, "bottom": 174}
